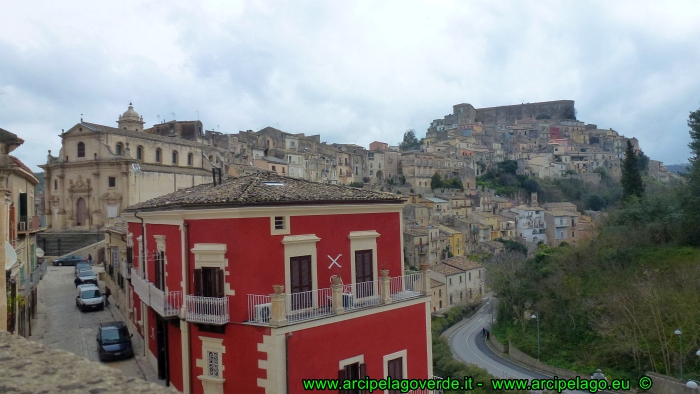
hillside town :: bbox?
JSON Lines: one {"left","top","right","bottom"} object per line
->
{"left": 0, "top": 99, "right": 680, "bottom": 393}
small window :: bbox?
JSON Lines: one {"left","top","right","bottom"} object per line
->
{"left": 108, "top": 177, "right": 116, "bottom": 188}
{"left": 274, "top": 216, "right": 285, "bottom": 230}
{"left": 187, "top": 153, "right": 193, "bottom": 166}
{"left": 116, "top": 143, "right": 123, "bottom": 155}
{"left": 272, "top": 165, "right": 276, "bottom": 171}
{"left": 54, "top": 180, "right": 58, "bottom": 190}
{"left": 207, "top": 351, "right": 220, "bottom": 377}
{"left": 77, "top": 142, "right": 85, "bottom": 158}
{"left": 156, "top": 149, "right": 162, "bottom": 163}
{"left": 136, "top": 146, "right": 143, "bottom": 160}
{"left": 459, "top": 276, "right": 462, "bottom": 283}
{"left": 449, "top": 278, "right": 452, "bottom": 285}
{"left": 172, "top": 150, "right": 178, "bottom": 165}
{"left": 468, "top": 272, "right": 471, "bottom": 281}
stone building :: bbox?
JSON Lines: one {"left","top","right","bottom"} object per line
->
{"left": 39, "top": 104, "right": 220, "bottom": 230}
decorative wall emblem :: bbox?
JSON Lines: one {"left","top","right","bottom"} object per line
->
{"left": 328, "top": 254, "right": 342, "bottom": 269}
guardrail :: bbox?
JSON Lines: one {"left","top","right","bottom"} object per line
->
{"left": 130, "top": 268, "right": 150, "bottom": 306}
{"left": 149, "top": 284, "right": 182, "bottom": 317}
{"left": 185, "top": 295, "right": 229, "bottom": 325}
{"left": 287, "top": 287, "right": 333, "bottom": 323}
{"left": 390, "top": 272, "right": 423, "bottom": 302}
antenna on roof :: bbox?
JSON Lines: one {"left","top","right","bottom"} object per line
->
{"left": 172, "top": 113, "right": 176, "bottom": 121}
{"left": 80, "top": 113, "right": 83, "bottom": 122}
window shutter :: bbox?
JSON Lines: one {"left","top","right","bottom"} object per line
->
{"left": 338, "top": 369, "right": 347, "bottom": 394}
{"left": 301, "top": 257, "right": 312, "bottom": 292}
{"left": 193, "top": 269, "right": 203, "bottom": 297}
{"left": 290, "top": 258, "right": 300, "bottom": 294}
{"left": 359, "top": 363, "right": 367, "bottom": 393}
{"left": 216, "top": 268, "right": 225, "bottom": 298}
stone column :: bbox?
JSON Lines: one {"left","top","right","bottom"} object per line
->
{"left": 380, "top": 270, "right": 391, "bottom": 305}
{"left": 269, "top": 285, "right": 287, "bottom": 327}
{"left": 420, "top": 264, "right": 431, "bottom": 296}
{"left": 331, "top": 276, "right": 344, "bottom": 315}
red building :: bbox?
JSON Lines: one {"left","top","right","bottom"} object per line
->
{"left": 124, "top": 173, "right": 433, "bottom": 393}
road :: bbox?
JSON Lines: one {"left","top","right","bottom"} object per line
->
{"left": 29, "top": 264, "right": 160, "bottom": 383}
{"left": 447, "top": 304, "right": 611, "bottom": 394}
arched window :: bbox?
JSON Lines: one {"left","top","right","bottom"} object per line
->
{"left": 116, "top": 143, "right": 123, "bottom": 155}
{"left": 156, "top": 149, "right": 162, "bottom": 163}
{"left": 136, "top": 146, "right": 143, "bottom": 160}
{"left": 77, "top": 142, "right": 85, "bottom": 158}
{"left": 172, "top": 151, "right": 178, "bottom": 165}
{"left": 187, "top": 153, "right": 193, "bottom": 166}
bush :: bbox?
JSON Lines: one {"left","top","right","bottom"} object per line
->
{"left": 348, "top": 182, "right": 364, "bottom": 188}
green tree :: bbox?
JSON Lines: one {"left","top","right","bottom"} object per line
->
{"left": 621, "top": 140, "right": 644, "bottom": 200}
{"left": 400, "top": 129, "right": 420, "bottom": 151}
{"left": 636, "top": 150, "right": 650, "bottom": 173}
{"left": 498, "top": 160, "right": 518, "bottom": 175}
{"left": 431, "top": 172, "right": 443, "bottom": 190}
{"left": 681, "top": 106, "right": 700, "bottom": 244}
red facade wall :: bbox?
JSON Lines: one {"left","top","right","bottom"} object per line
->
{"left": 185, "top": 211, "right": 402, "bottom": 323}
{"left": 286, "top": 303, "right": 429, "bottom": 393}
{"left": 189, "top": 324, "right": 271, "bottom": 394}
{"left": 144, "top": 223, "right": 183, "bottom": 293}
{"left": 168, "top": 325, "right": 183, "bottom": 392}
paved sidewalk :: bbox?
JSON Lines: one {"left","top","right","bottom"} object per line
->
{"left": 29, "top": 264, "right": 164, "bottom": 387}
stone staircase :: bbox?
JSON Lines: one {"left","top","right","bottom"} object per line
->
{"left": 36, "top": 231, "right": 104, "bottom": 257}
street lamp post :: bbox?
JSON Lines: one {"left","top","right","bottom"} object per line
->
{"left": 531, "top": 313, "right": 540, "bottom": 361}
{"left": 675, "top": 329, "right": 683, "bottom": 380}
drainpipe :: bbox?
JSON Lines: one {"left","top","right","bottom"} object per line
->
{"left": 133, "top": 211, "right": 146, "bottom": 358}
{"left": 183, "top": 222, "right": 193, "bottom": 394}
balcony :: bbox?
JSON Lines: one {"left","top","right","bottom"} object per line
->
{"left": 247, "top": 271, "right": 425, "bottom": 326}
{"left": 185, "top": 295, "right": 230, "bottom": 325}
{"left": 149, "top": 284, "right": 182, "bottom": 318}
{"left": 130, "top": 268, "right": 151, "bottom": 306}
{"left": 18, "top": 216, "right": 42, "bottom": 233}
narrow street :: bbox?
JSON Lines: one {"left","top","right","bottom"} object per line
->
{"left": 29, "top": 264, "right": 162, "bottom": 385}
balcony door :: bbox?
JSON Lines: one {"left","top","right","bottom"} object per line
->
{"left": 290, "top": 255, "right": 312, "bottom": 310}
{"left": 339, "top": 362, "right": 366, "bottom": 394}
{"left": 194, "top": 267, "right": 225, "bottom": 298}
{"left": 355, "top": 249, "right": 373, "bottom": 297}
{"left": 154, "top": 251, "right": 165, "bottom": 291}
{"left": 387, "top": 357, "right": 404, "bottom": 394}
{"left": 76, "top": 197, "right": 86, "bottom": 226}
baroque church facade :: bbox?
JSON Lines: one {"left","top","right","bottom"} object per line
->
{"left": 40, "top": 104, "right": 225, "bottom": 230}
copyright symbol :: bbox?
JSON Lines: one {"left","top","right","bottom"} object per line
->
{"left": 638, "top": 376, "right": 653, "bottom": 391}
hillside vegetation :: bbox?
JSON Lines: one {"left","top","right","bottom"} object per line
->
{"left": 485, "top": 107, "right": 700, "bottom": 383}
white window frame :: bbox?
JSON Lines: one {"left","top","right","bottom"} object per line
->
{"left": 271, "top": 215, "right": 290, "bottom": 235}
{"left": 383, "top": 350, "right": 408, "bottom": 389}
{"left": 191, "top": 243, "right": 234, "bottom": 296}
{"left": 196, "top": 336, "right": 226, "bottom": 392}
{"left": 282, "top": 235, "right": 320, "bottom": 298}
{"left": 349, "top": 231, "right": 380, "bottom": 295}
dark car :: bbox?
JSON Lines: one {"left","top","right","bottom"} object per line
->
{"left": 74, "top": 269, "right": 97, "bottom": 287}
{"left": 96, "top": 321, "right": 134, "bottom": 361}
{"left": 74, "top": 262, "right": 91, "bottom": 277}
{"left": 53, "top": 255, "right": 87, "bottom": 266}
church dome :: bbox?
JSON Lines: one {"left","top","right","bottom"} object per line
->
{"left": 121, "top": 103, "right": 141, "bottom": 121}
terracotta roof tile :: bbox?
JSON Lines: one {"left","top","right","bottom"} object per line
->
{"left": 442, "top": 256, "right": 483, "bottom": 271}
{"left": 430, "top": 263, "right": 463, "bottom": 276}
{"left": 430, "top": 279, "right": 445, "bottom": 288}
{"left": 125, "top": 172, "right": 402, "bottom": 211}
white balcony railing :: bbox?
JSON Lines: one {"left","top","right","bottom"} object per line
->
{"left": 185, "top": 295, "right": 229, "bottom": 325}
{"left": 286, "top": 287, "right": 333, "bottom": 323}
{"left": 131, "top": 268, "right": 150, "bottom": 306}
{"left": 248, "top": 273, "right": 425, "bottom": 326}
{"left": 390, "top": 272, "right": 423, "bottom": 302}
{"left": 343, "top": 280, "right": 381, "bottom": 309}
{"left": 149, "top": 284, "right": 182, "bottom": 317}
{"left": 120, "top": 262, "right": 131, "bottom": 280}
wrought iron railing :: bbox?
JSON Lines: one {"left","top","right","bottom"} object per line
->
{"left": 130, "top": 268, "right": 150, "bottom": 306}
{"left": 185, "top": 295, "right": 229, "bottom": 325}
{"left": 149, "top": 284, "right": 182, "bottom": 317}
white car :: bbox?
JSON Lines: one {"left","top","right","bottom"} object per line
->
{"left": 76, "top": 284, "right": 104, "bottom": 312}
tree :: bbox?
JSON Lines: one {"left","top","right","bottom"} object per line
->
{"left": 621, "top": 140, "right": 644, "bottom": 200}
{"left": 522, "top": 179, "right": 539, "bottom": 194}
{"left": 431, "top": 173, "right": 443, "bottom": 190}
{"left": 636, "top": 150, "right": 650, "bottom": 174}
{"left": 681, "top": 106, "right": 700, "bottom": 244}
{"left": 497, "top": 160, "right": 518, "bottom": 175}
{"left": 400, "top": 129, "right": 420, "bottom": 151}
{"left": 586, "top": 193, "right": 606, "bottom": 211}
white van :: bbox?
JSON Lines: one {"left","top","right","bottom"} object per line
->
{"left": 76, "top": 284, "right": 104, "bottom": 312}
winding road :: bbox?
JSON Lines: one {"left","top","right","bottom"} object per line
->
{"left": 446, "top": 303, "right": 614, "bottom": 394}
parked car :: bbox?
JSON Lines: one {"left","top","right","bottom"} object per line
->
{"left": 53, "top": 255, "right": 87, "bottom": 266}
{"left": 74, "top": 269, "right": 97, "bottom": 287}
{"left": 74, "top": 262, "right": 91, "bottom": 277}
{"left": 75, "top": 284, "right": 103, "bottom": 312}
{"left": 96, "top": 321, "right": 134, "bottom": 361}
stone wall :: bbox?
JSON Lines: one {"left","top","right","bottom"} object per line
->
{"left": 476, "top": 100, "right": 575, "bottom": 125}
{"left": 488, "top": 332, "right": 507, "bottom": 354}
{"left": 507, "top": 339, "right": 589, "bottom": 380}
{"left": 0, "top": 330, "right": 176, "bottom": 393}
{"left": 645, "top": 371, "right": 697, "bottom": 394}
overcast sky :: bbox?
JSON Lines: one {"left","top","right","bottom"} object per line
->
{"left": 1, "top": 0, "right": 699, "bottom": 172}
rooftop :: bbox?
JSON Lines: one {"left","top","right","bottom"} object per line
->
{"left": 442, "top": 256, "right": 483, "bottom": 271}
{"left": 431, "top": 263, "right": 463, "bottom": 276}
{"left": 430, "top": 278, "right": 445, "bottom": 288}
{"left": 126, "top": 172, "right": 402, "bottom": 211}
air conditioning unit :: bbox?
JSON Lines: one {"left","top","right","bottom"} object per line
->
{"left": 342, "top": 293, "right": 354, "bottom": 309}
{"left": 254, "top": 303, "right": 271, "bottom": 322}
{"left": 19, "top": 222, "right": 26, "bottom": 231}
